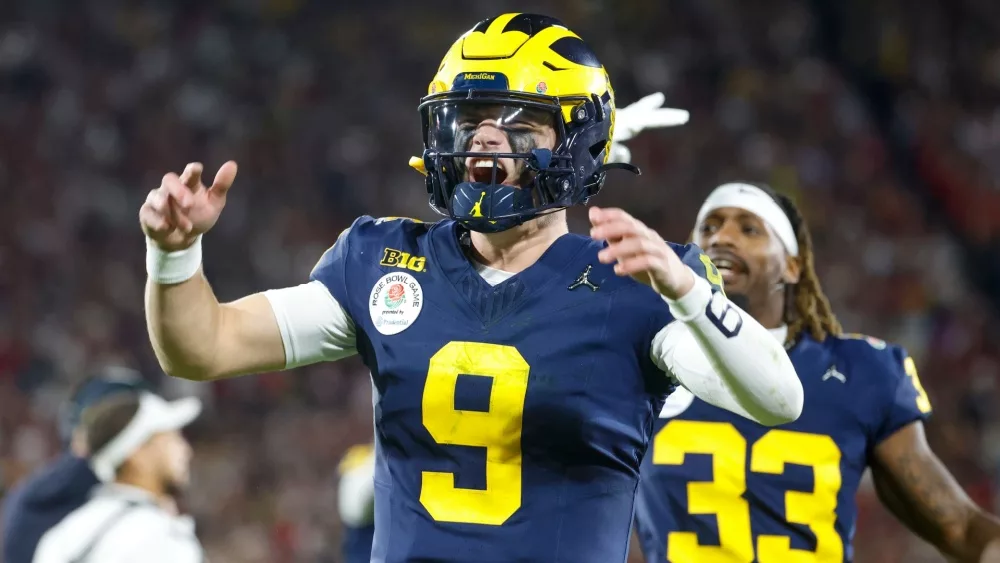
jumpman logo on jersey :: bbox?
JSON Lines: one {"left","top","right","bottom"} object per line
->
{"left": 568, "top": 265, "right": 599, "bottom": 292}
{"left": 822, "top": 365, "right": 846, "bottom": 383}
{"left": 471, "top": 192, "right": 487, "bottom": 218}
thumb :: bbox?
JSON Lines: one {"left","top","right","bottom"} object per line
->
{"left": 209, "top": 161, "right": 238, "bottom": 199}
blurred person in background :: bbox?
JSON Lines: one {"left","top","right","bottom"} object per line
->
{"left": 33, "top": 392, "right": 204, "bottom": 563}
{"left": 634, "top": 183, "right": 1000, "bottom": 562}
{"left": 337, "top": 442, "right": 376, "bottom": 563}
{"left": 1, "top": 368, "right": 148, "bottom": 563}
{"left": 139, "top": 11, "right": 802, "bottom": 562}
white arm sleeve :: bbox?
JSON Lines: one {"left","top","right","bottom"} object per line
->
{"left": 338, "top": 454, "right": 376, "bottom": 527}
{"left": 651, "top": 273, "right": 804, "bottom": 426}
{"left": 263, "top": 280, "right": 358, "bottom": 368}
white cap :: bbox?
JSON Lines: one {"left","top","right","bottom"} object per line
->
{"left": 90, "top": 392, "right": 202, "bottom": 483}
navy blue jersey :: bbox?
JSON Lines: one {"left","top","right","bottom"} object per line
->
{"left": 634, "top": 333, "right": 932, "bottom": 563}
{"left": 310, "top": 216, "right": 723, "bottom": 563}
{"left": 344, "top": 524, "right": 375, "bottom": 563}
{"left": 2, "top": 454, "right": 98, "bottom": 563}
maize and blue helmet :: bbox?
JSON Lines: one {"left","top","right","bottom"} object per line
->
{"left": 416, "top": 13, "right": 635, "bottom": 233}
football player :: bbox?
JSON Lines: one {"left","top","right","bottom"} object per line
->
{"left": 2, "top": 368, "right": 147, "bottom": 563}
{"left": 336, "top": 442, "right": 375, "bottom": 563}
{"left": 633, "top": 182, "right": 1000, "bottom": 562}
{"left": 139, "top": 14, "right": 803, "bottom": 562}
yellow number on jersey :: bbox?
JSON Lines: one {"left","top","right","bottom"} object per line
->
{"left": 655, "top": 421, "right": 845, "bottom": 563}
{"left": 654, "top": 421, "right": 753, "bottom": 563}
{"left": 903, "top": 357, "right": 932, "bottom": 414}
{"left": 751, "top": 431, "right": 842, "bottom": 563}
{"left": 421, "top": 341, "right": 529, "bottom": 525}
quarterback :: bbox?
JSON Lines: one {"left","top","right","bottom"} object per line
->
{"left": 634, "top": 182, "right": 1000, "bottom": 562}
{"left": 140, "top": 14, "right": 802, "bottom": 562}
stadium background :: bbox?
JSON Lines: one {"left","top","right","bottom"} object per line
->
{"left": 0, "top": 0, "right": 998, "bottom": 561}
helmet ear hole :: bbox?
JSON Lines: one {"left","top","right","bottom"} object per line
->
{"left": 588, "top": 141, "right": 606, "bottom": 160}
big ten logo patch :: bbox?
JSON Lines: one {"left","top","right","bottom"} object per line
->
{"left": 380, "top": 248, "right": 427, "bottom": 273}
{"left": 369, "top": 272, "right": 424, "bottom": 336}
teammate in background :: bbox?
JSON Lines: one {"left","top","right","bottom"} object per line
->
{"left": 140, "top": 13, "right": 803, "bottom": 562}
{"left": 34, "top": 392, "right": 204, "bottom": 563}
{"left": 337, "top": 443, "right": 376, "bottom": 563}
{"left": 634, "top": 182, "right": 1000, "bottom": 562}
{"left": 1, "top": 368, "right": 148, "bottom": 563}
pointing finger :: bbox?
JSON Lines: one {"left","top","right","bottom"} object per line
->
{"left": 180, "top": 162, "right": 204, "bottom": 191}
{"left": 161, "top": 173, "right": 192, "bottom": 210}
{"left": 590, "top": 219, "right": 650, "bottom": 243}
{"left": 588, "top": 206, "right": 637, "bottom": 226}
{"left": 598, "top": 237, "right": 661, "bottom": 264}
{"left": 612, "top": 255, "right": 657, "bottom": 277}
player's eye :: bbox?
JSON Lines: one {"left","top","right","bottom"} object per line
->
{"left": 742, "top": 224, "right": 761, "bottom": 236}
{"left": 700, "top": 223, "right": 717, "bottom": 234}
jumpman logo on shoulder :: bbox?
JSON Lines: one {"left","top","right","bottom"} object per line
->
{"left": 568, "top": 265, "right": 599, "bottom": 292}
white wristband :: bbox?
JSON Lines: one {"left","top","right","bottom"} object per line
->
{"left": 662, "top": 270, "right": 713, "bottom": 322}
{"left": 146, "top": 236, "right": 203, "bottom": 284}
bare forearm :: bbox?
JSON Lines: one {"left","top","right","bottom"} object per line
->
{"left": 958, "top": 512, "right": 1000, "bottom": 562}
{"left": 145, "top": 269, "right": 224, "bottom": 380}
{"left": 873, "top": 423, "right": 1000, "bottom": 563}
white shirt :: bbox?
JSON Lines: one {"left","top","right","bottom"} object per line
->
{"left": 264, "top": 263, "right": 802, "bottom": 426}
{"left": 34, "top": 485, "right": 203, "bottom": 563}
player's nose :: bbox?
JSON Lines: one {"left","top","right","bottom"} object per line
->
{"left": 470, "top": 124, "right": 510, "bottom": 152}
{"left": 707, "top": 221, "right": 740, "bottom": 248}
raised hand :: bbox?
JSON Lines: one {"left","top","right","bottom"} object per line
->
{"left": 140, "top": 161, "right": 238, "bottom": 251}
{"left": 589, "top": 206, "right": 695, "bottom": 300}
{"left": 608, "top": 92, "right": 690, "bottom": 164}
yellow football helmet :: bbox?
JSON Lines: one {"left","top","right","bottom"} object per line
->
{"left": 417, "top": 13, "right": 635, "bottom": 232}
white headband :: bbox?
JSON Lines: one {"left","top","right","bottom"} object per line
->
{"left": 693, "top": 183, "right": 799, "bottom": 256}
{"left": 90, "top": 392, "right": 202, "bottom": 483}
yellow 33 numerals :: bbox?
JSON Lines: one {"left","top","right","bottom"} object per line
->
{"left": 655, "top": 421, "right": 844, "bottom": 563}
{"left": 420, "top": 341, "right": 530, "bottom": 525}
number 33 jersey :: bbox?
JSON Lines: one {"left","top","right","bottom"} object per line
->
{"left": 633, "top": 332, "right": 932, "bottom": 563}
{"left": 265, "top": 216, "right": 724, "bottom": 563}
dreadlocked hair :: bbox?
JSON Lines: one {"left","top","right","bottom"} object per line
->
{"left": 755, "top": 184, "right": 842, "bottom": 344}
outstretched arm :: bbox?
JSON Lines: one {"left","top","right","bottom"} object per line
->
{"left": 589, "top": 206, "right": 802, "bottom": 426}
{"left": 142, "top": 162, "right": 356, "bottom": 380}
{"left": 871, "top": 421, "right": 1000, "bottom": 562}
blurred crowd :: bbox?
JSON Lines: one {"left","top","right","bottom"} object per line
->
{"left": 0, "top": 0, "right": 997, "bottom": 561}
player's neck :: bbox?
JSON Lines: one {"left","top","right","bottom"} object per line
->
{"left": 467, "top": 213, "right": 568, "bottom": 273}
{"left": 749, "top": 293, "right": 787, "bottom": 330}
{"left": 116, "top": 469, "right": 169, "bottom": 502}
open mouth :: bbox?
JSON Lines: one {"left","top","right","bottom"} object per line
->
{"left": 469, "top": 159, "right": 509, "bottom": 185}
{"left": 707, "top": 251, "right": 749, "bottom": 284}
